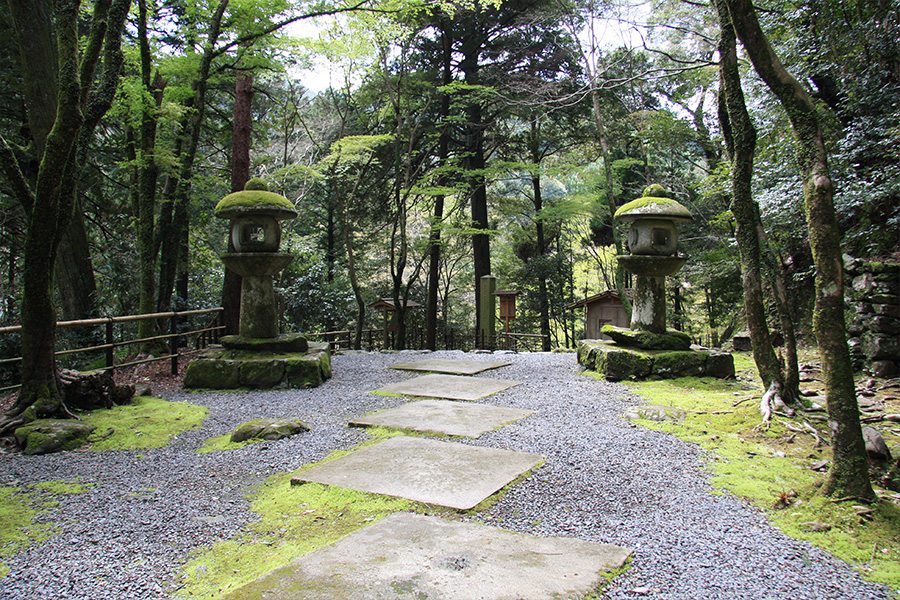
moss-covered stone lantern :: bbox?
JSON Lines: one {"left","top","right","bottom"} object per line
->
{"left": 215, "top": 178, "right": 298, "bottom": 341}
{"left": 182, "top": 180, "right": 332, "bottom": 390}
{"left": 615, "top": 184, "right": 692, "bottom": 335}
{"left": 575, "top": 185, "right": 734, "bottom": 380}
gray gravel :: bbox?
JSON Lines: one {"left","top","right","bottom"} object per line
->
{"left": 0, "top": 350, "right": 891, "bottom": 600}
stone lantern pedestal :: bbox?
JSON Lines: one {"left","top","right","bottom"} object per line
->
{"left": 183, "top": 179, "right": 331, "bottom": 389}
{"left": 576, "top": 185, "right": 734, "bottom": 381}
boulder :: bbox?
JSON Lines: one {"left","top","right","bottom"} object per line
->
{"left": 230, "top": 418, "right": 310, "bottom": 443}
{"left": 623, "top": 405, "right": 686, "bottom": 422}
{"left": 652, "top": 351, "right": 706, "bottom": 378}
{"left": 705, "top": 352, "right": 736, "bottom": 379}
{"left": 601, "top": 325, "right": 691, "bottom": 351}
{"left": 595, "top": 347, "right": 653, "bottom": 381}
{"left": 15, "top": 420, "right": 96, "bottom": 455}
{"left": 863, "top": 426, "right": 892, "bottom": 461}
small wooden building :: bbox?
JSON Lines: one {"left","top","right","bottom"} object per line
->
{"left": 368, "top": 298, "right": 422, "bottom": 349}
{"left": 567, "top": 290, "right": 630, "bottom": 340}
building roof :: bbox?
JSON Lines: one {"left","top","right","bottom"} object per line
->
{"left": 368, "top": 298, "right": 423, "bottom": 311}
{"left": 565, "top": 289, "right": 632, "bottom": 310}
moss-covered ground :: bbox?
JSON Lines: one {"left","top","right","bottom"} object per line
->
{"left": 618, "top": 352, "right": 900, "bottom": 594}
{"left": 84, "top": 395, "right": 208, "bottom": 451}
{"left": 2, "top": 397, "right": 207, "bottom": 578}
{"left": 0, "top": 479, "right": 90, "bottom": 577}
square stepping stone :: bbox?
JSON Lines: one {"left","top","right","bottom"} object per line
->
{"left": 349, "top": 399, "right": 534, "bottom": 438}
{"left": 225, "top": 512, "right": 632, "bottom": 600}
{"left": 374, "top": 373, "right": 522, "bottom": 401}
{"left": 391, "top": 358, "right": 512, "bottom": 375}
{"left": 290, "top": 436, "right": 542, "bottom": 510}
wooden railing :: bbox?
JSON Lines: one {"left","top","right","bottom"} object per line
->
{"left": 0, "top": 308, "right": 224, "bottom": 394}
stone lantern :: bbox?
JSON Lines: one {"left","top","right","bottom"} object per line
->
{"left": 615, "top": 184, "right": 692, "bottom": 334}
{"left": 215, "top": 179, "right": 299, "bottom": 342}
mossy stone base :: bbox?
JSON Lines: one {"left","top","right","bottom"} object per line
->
{"left": 14, "top": 420, "right": 96, "bottom": 455}
{"left": 601, "top": 325, "right": 691, "bottom": 350}
{"left": 183, "top": 342, "right": 330, "bottom": 390}
{"left": 577, "top": 340, "right": 734, "bottom": 381}
{"left": 221, "top": 333, "right": 308, "bottom": 353}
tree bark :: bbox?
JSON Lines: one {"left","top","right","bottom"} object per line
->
{"left": 7, "top": 0, "right": 83, "bottom": 417}
{"left": 425, "top": 18, "right": 452, "bottom": 351}
{"left": 529, "top": 121, "right": 551, "bottom": 351}
{"left": 459, "top": 37, "right": 491, "bottom": 338}
{"left": 714, "top": 0, "right": 785, "bottom": 394}
{"left": 723, "top": 0, "right": 875, "bottom": 501}
{"left": 222, "top": 68, "right": 253, "bottom": 334}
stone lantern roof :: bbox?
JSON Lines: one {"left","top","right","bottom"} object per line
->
{"left": 614, "top": 184, "right": 692, "bottom": 223}
{"left": 214, "top": 178, "right": 297, "bottom": 221}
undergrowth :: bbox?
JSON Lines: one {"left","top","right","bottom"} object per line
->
{"left": 622, "top": 352, "right": 900, "bottom": 594}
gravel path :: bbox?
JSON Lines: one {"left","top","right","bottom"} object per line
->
{"left": 0, "top": 351, "right": 891, "bottom": 600}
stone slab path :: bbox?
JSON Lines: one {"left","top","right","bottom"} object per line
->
{"left": 374, "top": 373, "right": 522, "bottom": 401}
{"left": 224, "top": 512, "right": 632, "bottom": 600}
{"left": 349, "top": 399, "right": 534, "bottom": 437}
{"left": 290, "top": 436, "right": 543, "bottom": 510}
{"left": 390, "top": 358, "right": 513, "bottom": 375}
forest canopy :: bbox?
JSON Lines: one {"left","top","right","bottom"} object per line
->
{"left": 0, "top": 0, "right": 896, "bottom": 356}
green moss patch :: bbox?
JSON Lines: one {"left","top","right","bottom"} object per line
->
{"left": 0, "top": 486, "right": 55, "bottom": 578}
{"left": 84, "top": 396, "right": 208, "bottom": 451}
{"left": 32, "top": 480, "right": 93, "bottom": 495}
{"left": 176, "top": 465, "right": 415, "bottom": 599}
{"left": 0, "top": 478, "right": 91, "bottom": 577}
{"left": 625, "top": 367, "right": 900, "bottom": 593}
{"left": 196, "top": 433, "right": 256, "bottom": 454}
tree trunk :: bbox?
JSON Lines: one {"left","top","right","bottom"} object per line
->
{"left": 426, "top": 19, "right": 452, "bottom": 351}
{"left": 460, "top": 42, "right": 490, "bottom": 336}
{"left": 222, "top": 67, "right": 253, "bottom": 333}
{"left": 714, "top": 0, "right": 785, "bottom": 394}
{"left": 529, "top": 121, "right": 551, "bottom": 352}
{"left": 155, "top": 0, "right": 228, "bottom": 330}
{"left": 135, "top": 0, "right": 162, "bottom": 347}
{"left": 54, "top": 201, "right": 98, "bottom": 322}
{"left": 7, "top": 0, "right": 83, "bottom": 417}
{"left": 723, "top": 0, "right": 875, "bottom": 502}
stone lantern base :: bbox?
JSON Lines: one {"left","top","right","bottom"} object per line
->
{"left": 183, "top": 342, "right": 331, "bottom": 390}
{"left": 576, "top": 339, "right": 734, "bottom": 382}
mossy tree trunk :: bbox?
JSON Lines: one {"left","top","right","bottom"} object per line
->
{"left": 1, "top": 0, "right": 131, "bottom": 423}
{"left": 722, "top": 0, "right": 875, "bottom": 501}
{"left": 713, "top": 0, "right": 786, "bottom": 396}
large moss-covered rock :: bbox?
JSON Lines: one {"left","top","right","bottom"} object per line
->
{"left": 15, "top": 420, "right": 96, "bottom": 455}
{"left": 182, "top": 343, "right": 331, "bottom": 390}
{"left": 596, "top": 347, "right": 653, "bottom": 381}
{"left": 183, "top": 358, "right": 241, "bottom": 389}
{"left": 652, "top": 351, "right": 706, "bottom": 378}
{"left": 601, "top": 325, "right": 691, "bottom": 350}
{"left": 230, "top": 418, "right": 310, "bottom": 443}
{"left": 239, "top": 359, "right": 285, "bottom": 388}
{"left": 705, "top": 352, "right": 736, "bottom": 379}
{"left": 577, "top": 340, "right": 734, "bottom": 381}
